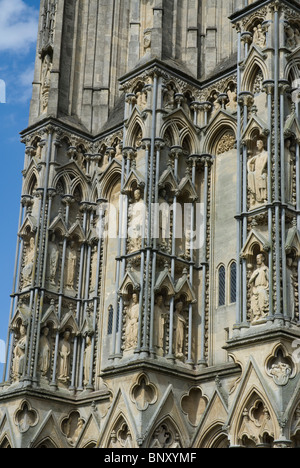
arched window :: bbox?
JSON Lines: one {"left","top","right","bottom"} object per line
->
{"left": 107, "top": 305, "right": 114, "bottom": 335}
{"left": 230, "top": 262, "right": 237, "bottom": 304}
{"left": 107, "top": 304, "right": 120, "bottom": 335}
{"left": 218, "top": 265, "right": 226, "bottom": 307}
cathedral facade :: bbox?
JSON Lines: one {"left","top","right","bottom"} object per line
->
{"left": 1, "top": 0, "right": 300, "bottom": 448}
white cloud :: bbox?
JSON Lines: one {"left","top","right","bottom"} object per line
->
{"left": 0, "top": 0, "right": 39, "bottom": 53}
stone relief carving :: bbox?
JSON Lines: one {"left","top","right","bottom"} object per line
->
{"left": 249, "top": 253, "right": 269, "bottom": 324}
{"left": 109, "top": 420, "right": 133, "bottom": 449}
{"left": 83, "top": 335, "right": 92, "bottom": 387}
{"left": 49, "top": 243, "right": 59, "bottom": 285}
{"left": 158, "top": 188, "right": 171, "bottom": 252}
{"left": 216, "top": 131, "right": 236, "bottom": 155}
{"left": 266, "top": 348, "right": 294, "bottom": 386}
{"left": 285, "top": 23, "right": 300, "bottom": 49}
{"left": 124, "top": 292, "right": 139, "bottom": 351}
{"left": 61, "top": 412, "right": 85, "bottom": 447}
{"left": 164, "top": 84, "right": 176, "bottom": 111}
{"left": 252, "top": 24, "right": 266, "bottom": 48}
{"left": 247, "top": 139, "right": 268, "bottom": 208}
{"left": 150, "top": 423, "right": 181, "bottom": 448}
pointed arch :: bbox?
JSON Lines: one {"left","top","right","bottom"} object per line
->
{"left": 147, "top": 415, "right": 184, "bottom": 448}
{"left": 241, "top": 59, "right": 267, "bottom": 95}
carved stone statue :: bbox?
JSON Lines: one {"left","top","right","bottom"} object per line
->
{"left": 164, "top": 85, "right": 175, "bottom": 111}
{"left": 38, "top": 327, "right": 51, "bottom": 379}
{"left": 90, "top": 245, "right": 98, "bottom": 292}
{"left": 49, "top": 244, "right": 59, "bottom": 285}
{"left": 128, "top": 189, "right": 145, "bottom": 252}
{"left": 124, "top": 293, "right": 139, "bottom": 350}
{"left": 154, "top": 295, "right": 167, "bottom": 356}
{"left": 57, "top": 330, "right": 71, "bottom": 383}
{"left": 83, "top": 336, "right": 92, "bottom": 386}
{"left": 12, "top": 324, "right": 27, "bottom": 381}
{"left": 173, "top": 301, "right": 186, "bottom": 359}
{"left": 285, "top": 139, "right": 295, "bottom": 203}
{"left": 226, "top": 85, "right": 238, "bottom": 113}
{"left": 66, "top": 241, "right": 77, "bottom": 289}
{"left": 22, "top": 237, "right": 35, "bottom": 288}
{"left": 253, "top": 24, "right": 266, "bottom": 48}
{"left": 249, "top": 254, "right": 269, "bottom": 323}
{"left": 247, "top": 140, "right": 268, "bottom": 208}
{"left": 286, "top": 256, "right": 296, "bottom": 318}
{"left": 41, "top": 54, "right": 52, "bottom": 113}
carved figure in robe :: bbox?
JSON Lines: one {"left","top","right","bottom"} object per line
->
{"left": 128, "top": 189, "right": 145, "bottom": 252}
{"left": 83, "top": 336, "right": 92, "bottom": 386}
{"left": 38, "top": 327, "right": 51, "bottom": 378}
{"left": 154, "top": 295, "right": 167, "bottom": 356}
{"left": 22, "top": 237, "right": 35, "bottom": 288}
{"left": 249, "top": 254, "right": 269, "bottom": 323}
{"left": 57, "top": 330, "right": 71, "bottom": 383}
{"left": 253, "top": 24, "right": 266, "bottom": 48}
{"left": 66, "top": 241, "right": 77, "bottom": 289}
{"left": 124, "top": 293, "right": 139, "bottom": 350}
{"left": 247, "top": 140, "right": 268, "bottom": 207}
{"left": 164, "top": 85, "right": 175, "bottom": 111}
{"left": 173, "top": 301, "right": 186, "bottom": 359}
{"left": 41, "top": 54, "right": 52, "bottom": 113}
{"left": 158, "top": 188, "right": 170, "bottom": 249}
{"left": 12, "top": 324, "right": 27, "bottom": 381}
{"left": 49, "top": 243, "right": 59, "bottom": 285}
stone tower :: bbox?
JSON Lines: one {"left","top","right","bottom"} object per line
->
{"left": 1, "top": 0, "right": 300, "bottom": 449}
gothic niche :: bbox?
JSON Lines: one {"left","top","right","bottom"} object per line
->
{"left": 61, "top": 411, "right": 85, "bottom": 447}
{"left": 64, "top": 239, "right": 78, "bottom": 291}
{"left": 48, "top": 233, "right": 61, "bottom": 288}
{"left": 130, "top": 374, "right": 157, "bottom": 411}
{"left": 285, "top": 22, "right": 300, "bottom": 50}
{"left": 284, "top": 138, "right": 296, "bottom": 205}
{"left": 249, "top": 20, "right": 266, "bottom": 49}
{"left": 248, "top": 251, "right": 269, "bottom": 325}
{"left": 154, "top": 293, "right": 168, "bottom": 356}
{"left": 173, "top": 299, "right": 188, "bottom": 361}
{"left": 109, "top": 417, "right": 133, "bottom": 449}
{"left": 57, "top": 329, "right": 72, "bottom": 385}
{"left": 237, "top": 395, "right": 275, "bottom": 448}
{"left": 123, "top": 290, "right": 140, "bottom": 352}
{"left": 127, "top": 185, "right": 145, "bottom": 253}
{"left": 181, "top": 388, "right": 208, "bottom": 426}
{"left": 216, "top": 130, "right": 236, "bottom": 156}
{"left": 14, "top": 401, "right": 38, "bottom": 434}
{"left": 12, "top": 321, "right": 28, "bottom": 383}
{"left": 40, "top": 52, "right": 52, "bottom": 114}
{"left": 291, "top": 403, "right": 300, "bottom": 447}
{"left": 247, "top": 137, "right": 268, "bottom": 209}
{"left": 163, "top": 83, "right": 176, "bottom": 111}
{"left": 266, "top": 347, "right": 294, "bottom": 386}
{"left": 22, "top": 235, "right": 36, "bottom": 290}
{"left": 37, "top": 325, "right": 52, "bottom": 383}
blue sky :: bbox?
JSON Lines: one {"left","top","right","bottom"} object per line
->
{"left": 0, "top": 0, "right": 40, "bottom": 378}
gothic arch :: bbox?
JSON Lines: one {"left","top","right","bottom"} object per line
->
{"left": 203, "top": 119, "right": 237, "bottom": 155}
{"left": 242, "top": 61, "right": 267, "bottom": 95}
{"left": 198, "top": 422, "right": 229, "bottom": 448}
{"left": 147, "top": 415, "right": 184, "bottom": 448}
{"left": 0, "top": 433, "right": 12, "bottom": 448}
{"left": 34, "top": 437, "right": 58, "bottom": 448}
{"left": 24, "top": 170, "right": 39, "bottom": 195}
{"left": 286, "top": 59, "right": 300, "bottom": 85}
{"left": 103, "top": 413, "right": 134, "bottom": 448}
{"left": 125, "top": 117, "right": 145, "bottom": 149}
{"left": 99, "top": 165, "right": 122, "bottom": 201}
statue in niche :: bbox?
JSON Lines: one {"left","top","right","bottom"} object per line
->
{"left": 12, "top": 323, "right": 27, "bottom": 381}
{"left": 158, "top": 188, "right": 171, "bottom": 251}
{"left": 173, "top": 301, "right": 187, "bottom": 360}
{"left": 49, "top": 243, "right": 59, "bottom": 285}
{"left": 143, "top": 29, "right": 151, "bottom": 53}
{"left": 154, "top": 295, "right": 167, "bottom": 356}
{"left": 90, "top": 245, "right": 98, "bottom": 292}
{"left": 41, "top": 54, "right": 52, "bottom": 113}
{"left": 249, "top": 253, "right": 269, "bottom": 323}
{"left": 66, "top": 241, "right": 77, "bottom": 289}
{"left": 124, "top": 292, "right": 139, "bottom": 350}
{"left": 226, "top": 84, "right": 238, "bottom": 113}
{"left": 83, "top": 335, "right": 92, "bottom": 387}
{"left": 286, "top": 256, "right": 296, "bottom": 319}
{"left": 164, "top": 85, "right": 176, "bottom": 111}
{"left": 57, "top": 330, "right": 71, "bottom": 383}
{"left": 285, "top": 24, "right": 300, "bottom": 49}
{"left": 247, "top": 139, "right": 268, "bottom": 208}
{"left": 136, "top": 89, "right": 147, "bottom": 110}
{"left": 38, "top": 327, "right": 51, "bottom": 379}
{"left": 211, "top": 92, "right": 221, "bottom": 114}
{"left": 22, "top": 237, "right": 35, "bottom": 288}
{"left": 253, "top": 24, "right": 266, "bottom": 48}
{"left": 128, "top": 189, "right": 145, "bottom": 252}
{"left": 285, "top": 139, "right": 295, "bottom": 203}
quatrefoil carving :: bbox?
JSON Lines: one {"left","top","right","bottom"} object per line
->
{"left": 14, "top": 401, "right": 38, "bottom": 433}
{"left": 181, "top": 387, "right": 208, "bottom": 426}
{"left": 130, "top": 374, "right": 157, "bottom": 411}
